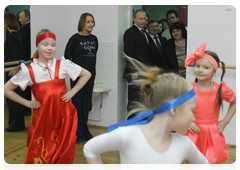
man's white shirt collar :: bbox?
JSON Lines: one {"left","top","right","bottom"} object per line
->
{"left": 134, "top": 23, "right": 144, "bottom": 32}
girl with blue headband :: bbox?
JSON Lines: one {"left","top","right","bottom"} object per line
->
{"left": 83, "top": 56, "right": 208, "bottom": 164}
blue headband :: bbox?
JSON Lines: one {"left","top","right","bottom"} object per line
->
{"left": 107, "top": 88, "right": 196, "bottom": 133}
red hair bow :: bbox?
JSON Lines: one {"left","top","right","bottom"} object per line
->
{"left": 185, "top": 42, "right": 207, "bottom": 67}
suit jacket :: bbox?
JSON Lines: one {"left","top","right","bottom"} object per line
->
{"left": 148, "top": 33, "right": 167, "bottom": 69}
{"left": 18, "top": 22, "right": 31, "bottom": 61}
{"left": 123, "top": 25, "right": 151, "bottom": 81}
{"left": 164, "top": 38, "right": 179, "bottom": 73}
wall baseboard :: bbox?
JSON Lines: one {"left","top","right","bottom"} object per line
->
{"left": 226, "top": 144, "right": 238, "bottom": 149}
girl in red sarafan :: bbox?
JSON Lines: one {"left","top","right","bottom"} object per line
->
{"left": 184, "top": 42, "right": 236, "bottom": 164}
{"left": 4, "top": 29, "right": 91, "bottom": 164}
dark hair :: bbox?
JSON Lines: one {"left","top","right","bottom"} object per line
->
{"left": 194, "top": 51, "right": 225, "bottom": 109}
{"left": 4, "top": 13, "right": 19, "bottom": 30}
{"left": 159, "top": 19, "right": 169, "bottom": 32}
{"left": 159, "top": 18, "right": 168, "bottom": 24}
{"left": 146, "top": 14, "right": 150, "bottom": 20}
{"left": 166, "top": 9, "right": 179, "bottom": 19}
{"left": 169, "top": 22, "right": 187, "bottom": 39}
{"left": 147, "top": 20, "right": 158, "bottom": 28}
{"left": 78, "top": 13, "right": 95, "bottom": 32}
{"left": 21, "top": 9, "right": 30, "bottom": 20}
{"left": 133, "top": 9, "right": 146, "bottom": 18}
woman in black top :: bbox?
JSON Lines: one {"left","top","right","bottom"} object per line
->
{"left": 64, "top": 13, "right": 98, "bottom": 145}
{"left": 164, "top": 22, "right": 187, "bottom": 78}
{"left": 4, "top": 13, "right": 25, "bottom": 132}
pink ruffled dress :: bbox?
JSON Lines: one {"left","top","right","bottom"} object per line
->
{"left": 184, "top": 81, "right": 235, "bottom": 164}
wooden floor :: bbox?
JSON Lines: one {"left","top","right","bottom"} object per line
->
{"left": 4, "top": 107, "right": 235, "bottom": 164}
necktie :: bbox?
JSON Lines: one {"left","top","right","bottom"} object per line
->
{"left": 141, "top": 29, "right": 148, "bottom": 43}
{"left": 154, "top": 36, "right": 162, "bottom": 54}
{"left": 141, "top": 29, "right": 145, "bottom": 36}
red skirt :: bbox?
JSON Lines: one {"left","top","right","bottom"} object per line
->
{"left": 185, "top": 118, "right": 229, "bottom": 164}
{"left": 25, "top": 61, "right": 78, "bottom": 164}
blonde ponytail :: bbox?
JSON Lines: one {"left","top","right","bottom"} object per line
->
{"left": 124, "top": 54, "right": 164, "bottom": 87}
{"left": 8, "top": 59, "right": 32, "bottom": 76}
{"left": 124, "top": 54, "right": 192, "bottom": 120}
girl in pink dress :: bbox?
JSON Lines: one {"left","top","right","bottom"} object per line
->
{"left": 184, "top": 42, "right": 236, "bottom": 164}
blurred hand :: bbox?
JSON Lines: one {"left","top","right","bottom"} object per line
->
{"left": 27, "top": 100, "right": 41, "bottom": 109}
{"left": 188, "top": 122, "right": 200, "bottom": 133}
{"left": 131, "top": 73, "right": 138, "bottom": 80}
{"left": 61, "top": 91, "right": 74, "bottom": 102}
{"left": 217, "top": 120, "right": 228, "bottom": 134}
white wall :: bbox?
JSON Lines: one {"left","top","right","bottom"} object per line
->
{"left": 31, "top": 5, "right": 75, "bottom": 58}
{"left": 117, "top": 5, "right": 131, "bottom": 123}
{"left": 187, "top": 5, "right": 236, "bottom": 145}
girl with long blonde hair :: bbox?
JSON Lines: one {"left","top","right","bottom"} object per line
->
{"left": 83, "top": 56, "right": 208, "bottom": 164}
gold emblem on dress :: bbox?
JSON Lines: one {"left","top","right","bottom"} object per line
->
{"left": 34, "top": 157, "right": 42, "bottom": 164}
{"left": 55, "top": 134, "right": 58, "bottom": 141}
{"left": 34, "top": 137, "right": 48, "bottom": 164}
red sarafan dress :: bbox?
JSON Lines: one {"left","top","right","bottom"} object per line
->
{"left": 184, "top": 81, "right": 235, "bottom": 164}
{"left": 25, "top": 60, "right": 78, "bottom": 164}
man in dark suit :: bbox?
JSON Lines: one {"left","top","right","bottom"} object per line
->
{"left": 18, "top": 9, "right": 31, "bottom": 61}
{"left": 18, "top": 9, "right": 31, "bottom": 115}
{"left": 147, "top": 20, "right": 167, "bottom": 69}
{"left": 123, "top": 9, "right": 151, "bottom": 113}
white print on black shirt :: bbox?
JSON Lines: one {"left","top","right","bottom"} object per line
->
{"left": 80, "top": 41, "right": 96, "bottom": 57}
{"left": 80, "top": 41, "right": 96, "bottom": 52}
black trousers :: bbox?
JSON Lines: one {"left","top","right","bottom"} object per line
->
{"left": 127, "top": 84, "right": 141, "bottom": 111}
{"left": 126, "top": 84, "right": 142, "bottom": 120}
{"left": 22, "top": 86, "right": 31, "bottom": 114}
{"left": 5, "top": 73, "right": 25, "bottom": 132}
{"left": 71, "top": 76, "right": 95, "bottom": 142}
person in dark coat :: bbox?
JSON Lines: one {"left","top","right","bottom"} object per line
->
{"left": 18, "top": 9, "right": 31, "bottom": 115}
{"left": 64, "top": 13, "right": 98, "bottom": 145}
{"left": 18, "top": 9, "right": 31, "bottom": 61}
{"left": 147, "top": 20, "right": 167, "bottom": 69}
{"left": 164, "top": 22, "right": 187, "bottom": 78}
{"left": 123, "top": 9, "right": 152, "bottom": 113}
{"left": 4, "top": 13, "right": 25, "bottom": 132}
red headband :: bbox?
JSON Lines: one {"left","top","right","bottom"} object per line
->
{"left": 33, "top": 32, "right": 56, "bottom": 59}
{"left": 36, "top": 32, "right": 56, "bottom": 47}
{"left": 185, "top": 42, "right": 218, "bottom": 71}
